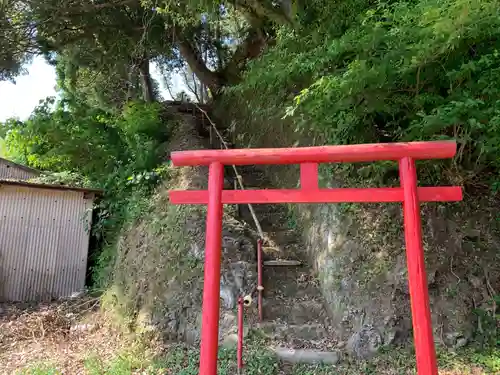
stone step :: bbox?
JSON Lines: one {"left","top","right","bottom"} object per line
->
{"left": 273, "top": 348, "right": 340, "bottom": 365}
{"left": 257, "top": 322, "right": 329, "bottom": 342}
{"left": 260, "top": 222, "right": 293, "bottom": 232}
{"left": 258, "top": 209, "right": 289, "bottom": 219}
{"left": 263, "top": 259, "right": 302, "bottom": 267}
{"left": 237, "top": 211, "right": 291, "bottom": 231}
{"left": 262, "top": 299, "right": 328, "bottom": 324}
{"left": 263, "top": 267, "right": 323, "bottom": 300}
{"left": 241, "top": 206, "right": 287, "bottom": 217}
{"left": 265, "top": 230, "right": 301, "bottom": 244}
{"left": 261, "top": 244, "right": 306, "bottom": 264}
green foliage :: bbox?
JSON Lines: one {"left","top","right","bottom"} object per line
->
{"left": 472, "top": 294, "right": 500, "bottom": 348}
{"left": 469, "top": 348, "right": 500, "bottom": 373}
{"left": 232, "top": 0, "right": 500, "bottom": 186}
{"left": 126, "top": 164, "right": 170, "bottom": 189}
{"left": 16, "top": 363, "right": 60, "bottom": 375}
{"left": 438, "top": 347, "right": 500, "bottom": 374}
{"left": 2, "top": 99, "right": 171, "bottom": 175}
{"left": 41, "top": 0, "right": 168, "bottom": 108}
{"left": 0, "top": 1, "right": 35, "bottom": 81}
{"left": 84, "top": 353, "right": 140, "bottom": 375}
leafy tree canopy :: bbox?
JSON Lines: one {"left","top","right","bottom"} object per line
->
{"left": 231, "top": 0, "right": 500, "bottom": 185}
{"left": 1, "top": 0, "right": 295, "bottom": 103}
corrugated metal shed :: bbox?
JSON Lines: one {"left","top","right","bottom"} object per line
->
{"left": 0, "top": 158, "right": 40, "bottom": 181}
{"left": 0, "top": 181, "right": 100, "bottom": 301}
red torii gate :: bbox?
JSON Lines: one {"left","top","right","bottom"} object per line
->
{"left": 169, "top": 141, "right": 463, "bottom": 375}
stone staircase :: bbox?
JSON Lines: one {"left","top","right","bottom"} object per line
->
{"left": 235, "top": 166, "right": 340, "bottom": 365}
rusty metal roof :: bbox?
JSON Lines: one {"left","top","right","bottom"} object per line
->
{"left": 0, "top": 179, "right": 103, "bottom": 195}
{"left": 0, "top": 158, "right": 41, "bottom": 175}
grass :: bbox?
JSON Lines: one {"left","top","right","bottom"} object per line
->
{"left": 290, "top": 345, "right": 500, "bottom": 375}
{"left": 17, "top": 335, "right": 499, "bottom": 375}
{"left": 157, "top": 335, "right": 278, "bottom": 375}
{"left": 17, "top": 364, "right": 60, "bottom": 375}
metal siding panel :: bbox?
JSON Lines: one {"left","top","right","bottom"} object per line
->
{"left": 0, "top": 186, "right": 93, "bottom": 301}
{"left": 55, "top": 190, "right": 91, "bottom": 299}
{"left": 52, "top": 190, "right": 67, "bottom": 299}
{"left": 0, "top": 187, "right": 30, "bottom": 301}
{"left": 57, "top": 191, "right": 75, "bottom": 298}
{"left": 0, "top": 160, "right": 38, "bottom": 180}
{"left": 20, "top": 188, "right": 37, "bottom": 300}
{"left": 28, "top": 189, "right": 62, "bottom": 300}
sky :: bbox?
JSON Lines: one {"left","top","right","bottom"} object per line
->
{"left": 0, "top": 57, "right": 183, "bottom": 122}
{"left": 0, "top": 57, "right": 57, "bottom": 121}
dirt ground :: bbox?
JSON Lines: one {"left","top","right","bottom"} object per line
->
{"left": 0, "top": 297, "right": 131, "bottom": 375}
{"left": 0, "top": 298, "right": 497, "bottom": 375}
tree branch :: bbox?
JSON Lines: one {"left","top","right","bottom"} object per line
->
{"left": 172, "top": 25, "right": 223, "bottom": 94}
{"left": 59, "top": 0, "right": 138, "bottom": 15}
{"left": 221, "top": 27, "right": 267, "bottom": 84}
{"left": 233, "top": 0, "right": 294, "bottom": 26}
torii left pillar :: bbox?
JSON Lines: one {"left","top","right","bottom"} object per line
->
{"left": 199, "top": 162, "right": 224, "bottom": 375}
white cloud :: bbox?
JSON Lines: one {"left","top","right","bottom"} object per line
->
{"left": 0, "top": 56, "right": 57, "bottom": 121}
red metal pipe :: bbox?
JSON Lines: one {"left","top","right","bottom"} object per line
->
{"left": 399, "top": 157, "right": 438, "bottom": 375}
{"left": 237, "top": 297, "right": 244, "bottom": 374}
{"left": 169, "top": 186, "right": 462, "bottom": 205}
{"left": 171, "top": 141, "right": 456, "bottom": 166}
{"left": 257, "top": 238, "right": 263, "bottom": 322}
{"left": 199, "top": 162, "right": 224, "bottom": 375}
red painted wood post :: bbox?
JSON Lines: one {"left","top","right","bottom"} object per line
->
{"left": 199, "top": 161, "right": 224, "bottom": 375}
{"left": 237, "top": 297, "right": 244, "bottom": 374}
{"left": 399, "top": 157, "right": 438, "bottom": 375}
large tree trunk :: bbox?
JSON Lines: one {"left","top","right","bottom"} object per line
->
{"left": 174, "top": 28, "right": 223, "bottom": 95}
{"left": 138, "top": 55, "right": 154, "bottom": 102}
{"left": 126, "top": 63, "right": 136, "bottom": 102}
{"left": 172, "top": 20, "right": 270, "bottom": 96}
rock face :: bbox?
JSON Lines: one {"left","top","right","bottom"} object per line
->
{"left": 298, "top": 194, "right": 499, "bottom": 357}
{"left": 110, "top": 113, "right": 258, "bottom": 346}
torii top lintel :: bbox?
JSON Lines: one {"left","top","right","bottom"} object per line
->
{"left": 170, "top": 140, "right": 456, "bottom": 166}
